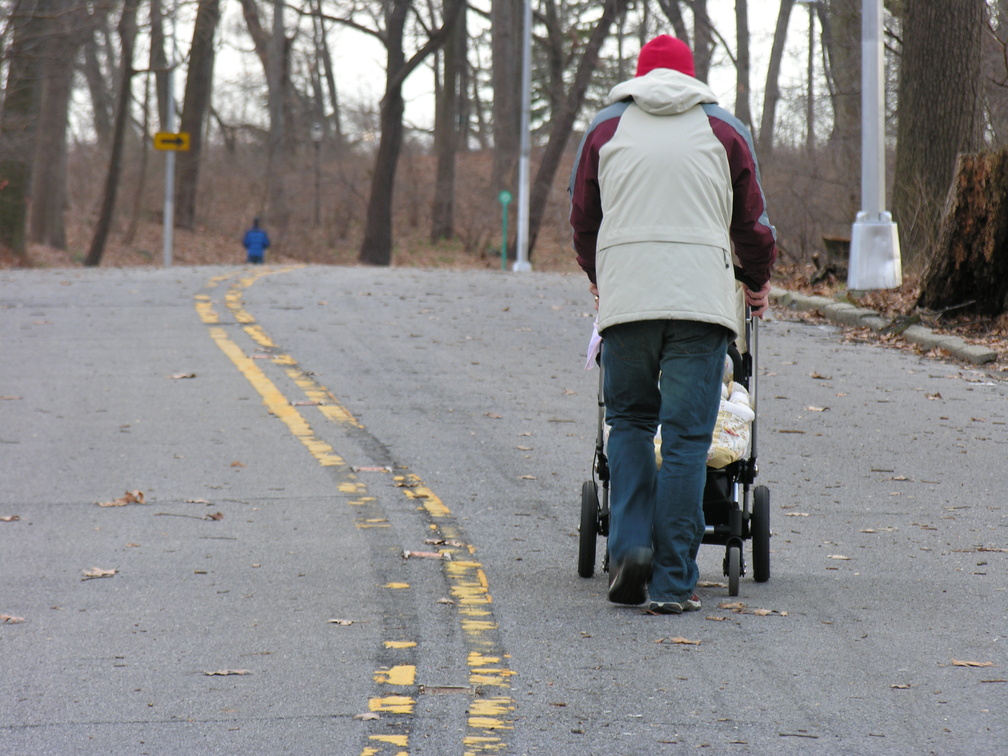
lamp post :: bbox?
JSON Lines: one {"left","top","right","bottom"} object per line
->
{"left": 848, "top": 0, "right": 901, "bottom": 290}
{"left": 310, "top": 122, "right": 323, "bottom": 226}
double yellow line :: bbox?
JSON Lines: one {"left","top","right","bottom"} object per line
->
{"left": 196, "top": 268, "right": 514, "bottom": 755}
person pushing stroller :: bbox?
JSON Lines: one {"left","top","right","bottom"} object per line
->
{"left": 568, "top": 35, "right": 777, "bottom": 614}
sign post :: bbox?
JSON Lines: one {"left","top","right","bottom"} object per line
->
{"left": 498, "top": 190, "right": 513, "bottom": 271}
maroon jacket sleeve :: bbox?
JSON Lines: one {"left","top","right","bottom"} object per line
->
{"left": 708, "top": 113, "right": 777, "bottom": 288}
{"left": 569, "top": 117, "right": 620, "bottom": 284}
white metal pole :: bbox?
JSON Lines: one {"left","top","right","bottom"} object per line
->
{"left": 162, "top": 6, "right": 176, "bottom": 268}
{"left": 861, "top": 0, "right": 883, "bottom": 218}
{"left": 848, "top": 0, "right": 901, "bottom": 290}
{"left": 513, "top": 0, "right": 533, "bottom": 272}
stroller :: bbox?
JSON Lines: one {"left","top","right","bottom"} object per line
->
{"left": 577, "top": 273, "right": 771, "bottom": 597}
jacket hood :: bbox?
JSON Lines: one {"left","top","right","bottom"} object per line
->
{"left": 608, "top": 68, "right": 718, "bottom": 116}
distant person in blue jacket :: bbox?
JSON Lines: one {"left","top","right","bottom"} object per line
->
{"left": 243, "top": 218, "right": 270, "bottom": 264}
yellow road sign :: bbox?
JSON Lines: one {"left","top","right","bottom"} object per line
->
{"left": 153, "top": 132, "right": 190, "bottom": 151}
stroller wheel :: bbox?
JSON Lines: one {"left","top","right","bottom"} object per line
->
{"left": 578, "top": 481, "right": 599, "bottom": 577}
{"left": 752, "top": 485, "right": 771, "bottom": 583}
{"left": 726, "top": 544, "right": 742, "bottom": 597}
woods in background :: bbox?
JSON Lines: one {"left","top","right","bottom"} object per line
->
{"left": 2, "top": 0, "right": 1008, "bottom": 313}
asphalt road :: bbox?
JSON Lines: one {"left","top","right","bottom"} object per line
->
{"left": 2, "top": 265, "right": 1005, "bottom": 756}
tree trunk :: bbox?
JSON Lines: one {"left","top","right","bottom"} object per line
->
{"left": 526, "top": 0, "right": 630, "bottom": 257}
{"left": 80, "top": 4, "right": 115, "bottom": 145}
{"left": 149, "top": 0, "right": 170, "bottom": 131}
{"left": 892, "top": 0, "right": 984, "bottom": 270}
{"left": 28, "top": 0, "right": 80, "bottom": 249}
{"left": 266, "top": 0, "right": 289, "bottom": 237}
{"left": 823, "top": 0, "right": 861, "bottom": 223}
{"left": 175, "top": 0, "right": 221, "bottom": 231}
{"left": 691, "top": 0, "right": 713, "bottom": 83}
{"left": 734, "top": 0, "right": 752, "bottom": 129}
{"left": 490, "top": 0, "right": 522, "bottom": 200}
{"left": 757, "top": 0, "right": 796, "bottom": 156}
{"left": 359, "top": 0, "right": 409, "bottom": 267}
{"left": 918, "top": 150, "right": 1008, "bottom": 316}
{"left": 656, "top": 0, "right": 690, "bottom": 42}
{"left": 0, "top": 0, "right": 42, "bottom": 259}
{"left": 430, "top": 3, "right": 465, "bottom": 242}
{"left": 83, "top": 0, "right": 141, "bottom": 268}
{"left": 358, "top": 0, "right": 466, "bottom": 266}
{"left": 311, "top": 0, "right": 343, "bottom": 145}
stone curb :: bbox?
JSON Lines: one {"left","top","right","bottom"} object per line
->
{"left": 769, "top": 287, "right": 998, "bottom": 366}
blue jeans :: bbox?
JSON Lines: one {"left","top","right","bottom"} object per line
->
{"left": 601, "top": 319, "right": 729, "bottom": 603}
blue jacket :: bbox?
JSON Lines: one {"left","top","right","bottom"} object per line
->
{"left": 243, "top": 227, "right": 271, "bottom": 259}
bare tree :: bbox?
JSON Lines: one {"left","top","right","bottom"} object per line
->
{"left": 0, "top": 0, "right": 42, "bottom": 259}
{"left": 359, "top": 0, "right": 466, "bottom": 266}
{"left": 80, "top": 3, "right": 116, "bottom": 145}
{"left": 526, "top": 0, "right": 630, "bottom": 257}
{"left": 892, "top": 0, "right": 985, "bottom": 270}
{"left": 28, "top": 0, "right": 82, "bottom": 249}
{"left": 757, "top": 0, "right": 797, "bottom": 155}
{"left": 490, "top": 0, "right": 522, "bottom": 201}
{"left": 430, "top": 2, "right": 466, "bottom": 242}
{"left": 735, "top": 0, "right": 752, "bottom": 128}
{"left": 175, "top": 0, "right": 222, "bottom": 231}
{"left": 84, "top": 0, "right": 141, "bottom": 267}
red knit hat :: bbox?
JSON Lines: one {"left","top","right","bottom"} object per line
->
{"left": 635, "top": 35, "right": 695, "bottom": 77}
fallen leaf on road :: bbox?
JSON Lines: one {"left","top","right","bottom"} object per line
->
{"left": 436, "top": 598, "right": 455, "bottom": 605}
{"left": 402, "top": 550, "right": 450, "bottom": 561}
{"left": 97, "top": 490, "right": 145, "bottom": 507}
{"left": 952, "top": 659, "right": 994, "bottom": 668}
{"left": 785, "top": 512, "right": 810, "bottom": 517}
{"left": 810, "top": 371, "right": 832, "bottom": 380}
{"left": 170, "top": 372, "right": 197, "bottom": 380}
{"left": 806, "top": 406, "right": 829, "bottom": 412}
{"left": 205, "top": 512, "right": 224, "bottom": 521}
{"left": 484, "top": 412, "right": 502, "bottom": 419}
{"left": 1, "top": 614, "right": 26, "bottom": 624}
{"left": 706, "top": 616, "right": 728, "bottom": 622}
{"left": 203, "top": 669, "right": 251, "bottom": 676}
{"left": 353, "top": 712, "right": 380, "bottom": 721}
{"left": 657, "top": 636, "right": 701, "bottom": 645}
{"left": 926, "top": 392, "right": 942, "bottom": 400}
{"left": 230, "top": 461, "right": 245, "bottom": 468}
{"left": 827, "top": 554, "right": 851, "bottom": 560}
{"left": 1, "top": 515, "right": 20, "bottom": 522}
{"left": 186, "top": 498, "right": 210, "bottom": 504}
{"left": 327, "top": 619, "right": 356, "bottom": 625}
{"left": 891, "top": 683, "right": 911, "bottom": 689}
{"left": 82, "top": 567, "right": 117, "bottom": 580}
{"left": 717, "top": 601, "right": 787, "bottom": 617}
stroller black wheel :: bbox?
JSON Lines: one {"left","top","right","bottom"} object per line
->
{"left": 752, "top": 485, "right": 771, "bottom": 583}
{"left": 578, "top": 481, "right": 598, "bottom": 577}
{"left": 726, "top": 544, "right": 741, "bottom": 597}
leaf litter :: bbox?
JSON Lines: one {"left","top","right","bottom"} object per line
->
{"left": 97, "top": 490, "right": 145, "bottom": 507}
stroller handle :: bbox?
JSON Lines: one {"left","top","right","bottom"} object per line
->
{"left": 733, "top": 265, "right": 760, "bottom": 292}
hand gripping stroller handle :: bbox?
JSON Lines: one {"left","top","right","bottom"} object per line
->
{"left": 733, "top": 265, "right": 760, "bottom": 292}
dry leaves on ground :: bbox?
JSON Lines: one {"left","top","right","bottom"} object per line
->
{"left": 657, "top": 636, "right": 701, "bottom": 646}
{"left": 82, "top": 567, "right": 117, "bottom": 580}
{"left": 952, "top": 659, "right": 994, "bottom": 668}
{"left": 2, "top": 614, "right": 26, "bottom": 624}
{"left": 97, "top": 490, "right": 145, "bottom": 507}
{"left": 718, "top": 601, "right": 788, "bottom": 617}
{"left": 203, "top": 669, "right": 252, "bottom": 676}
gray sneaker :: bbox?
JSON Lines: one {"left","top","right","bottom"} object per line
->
{"left": 647, "top": 594, "right": 701, "bottom": 614}
{"left": 607, "top": 546, "right": 653, "bottom": 605}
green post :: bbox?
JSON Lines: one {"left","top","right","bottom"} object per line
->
{"left": 498, "top": 190, "right": 513, "bottom": 271}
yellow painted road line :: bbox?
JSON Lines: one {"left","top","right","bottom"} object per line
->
{"left": 197, "top": 270, "right": 514, "bottom": 755}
